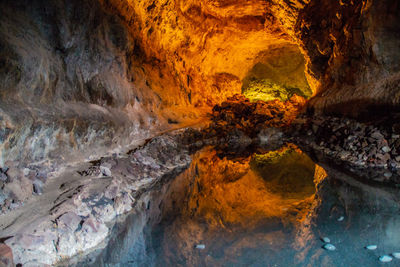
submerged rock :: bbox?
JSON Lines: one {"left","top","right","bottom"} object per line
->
{"left": 392, "top": 252, "right": 400, "bottom": 259}
{"left": 195, "top": 244, "right": 206, "bottom": 250}
{"left": 337, "top": 216, "right": 344, "bottom": 222}
{"left": 321, "top": 237, "right": 331, "bottom": 243}
{"left": 379, "top": 255, "right": 393, "bottom": 262}
{"left": 365, "top": 245, "right": 377, "bottom": 250}
{"left": 322, "top": 244, "right": 336, "bottom": 251}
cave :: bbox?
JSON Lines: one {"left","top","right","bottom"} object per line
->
{"left": 0, "top": 0, "right": 400, "bottom": 266}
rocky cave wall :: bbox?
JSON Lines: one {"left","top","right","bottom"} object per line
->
{"left": 1, "top": 0, "right": 400, "bottom": 201}
{"left": 0, "top": 0, "right": 304, "bottom": 173}
{"left": 296, "top": 0, "right": 400, "bottom": 117}
{"left": 101, "top": 0, "right": 297, "bottom": 111}
{"left": 0, "top": 0, "right": 166, "bottom": 203}
{"left": 102, "top": 0, "right": 400, "bottom": 117}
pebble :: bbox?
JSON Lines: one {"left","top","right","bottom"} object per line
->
{"left": 322, "top": 244, "right": 336, "bottom": 251}
{"left": 100, "top": 166, "right": 112, "bottom": 177}
{"left": 392, "top": 252, "right": 400, "bottom": 259}
{"left": 321, "top": 237, "right": 331, "bottom": 243}
{"left": 371, "top": 131, "right": 384, "bottom": 140}
{"left": 382, "top": 146, "right": 391, "bottom": 153}
{"left": 379, "top": 255, "right": 393, "bottom": 262}
{"left": 337, "top": 216, "right": 344, "bottom": 222}
{"left": 365, "top": 245, "right": 377, "bottom": 250}
{"left": 195, "top": 244, "right": 206, "bottom": 250}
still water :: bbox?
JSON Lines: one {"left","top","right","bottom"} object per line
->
{"left": 89, "top": 144, "right": 400, "bottom": 267}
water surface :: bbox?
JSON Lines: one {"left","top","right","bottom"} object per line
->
{"left": 90, "top": 144, "right": 400, "bottom": 266}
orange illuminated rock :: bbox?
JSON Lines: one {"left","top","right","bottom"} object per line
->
{"left": 98, "top": 0, "right": 311, "bottom": 116}
{"left": 208, "top": 94, "right": 306, "bottom": 138}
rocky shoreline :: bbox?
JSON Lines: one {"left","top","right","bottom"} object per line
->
{"left": 290, "top": 115, "right": 400, "bottom": 186}
{"left": 194, "top": 95, "right": 400, "bottom": 186}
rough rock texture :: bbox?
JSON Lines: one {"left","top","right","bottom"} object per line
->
{"left": 100, "top": 0, "right": 400, "bottom": 117}
{"left": 0, "top": 0, "right": 166, "bottom": 209}
{"left": 1, "top": 0, "right": 400, "bottom": 263}
{"left": 290, "top": 115, "right": 400, "bottom": 186}
{"left": 208, "top": 94, "right": 306, "bottom": 138}
{"left": 1, "top": 0, "right": 399, "bottom": 208}
{"left": 300, "top": 0, "right": 400, "bottom": 117}
{"left": 0, "top": 133, "right": 191, "bottom": 266}
{"left": 100, "top": 0, "right": 306, "bottom": 110}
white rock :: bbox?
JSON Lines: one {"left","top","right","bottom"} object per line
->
{"left": 75, "top": 216, "right": 108, "bottom": 252}
{"left": 322, "top": 237, "right": 331, "bottom": 243}
{"left": 322, "top": 244, "right": 336, "bottom": 251}
{"left": 57, "top": 212, "right": 81, "bottom": 231}
{"left": 392, "top": 252, "right": 400, "bottom": 259}
{"left": 337, "top": 216, "right": 344, "bottom": 222}
{"left": 195, "top": 244, "right": 206, "bottom": 250}
{"left": 365, "top": 245, "right": 377, "bottom": 250}
{"left": 100, "top": 166, "right": 112, "bottom": 177}
{"left": 23, "top": 168, "right": 31, "bottom": 176}
{"left": 382, "top": 146, "right": 391, "bottom": 153}
{"left": 379, "top": 255, "right": 393, "bottom": 262}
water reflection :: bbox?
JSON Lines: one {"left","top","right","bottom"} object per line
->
{"left": 89, "top": 144, "right": 400, "bottom": 267}
{"left": 146, "top": 144, "right": 400, "bottom": 267}
{"left": 148, "top": 144, "right": 321, "bottom": 266}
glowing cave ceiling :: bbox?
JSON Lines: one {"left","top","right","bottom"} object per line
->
{"left": 100, "top": 0, "right": 400, "bottom": 116}
{"left": 103, "top": 0, "right": 312, "bottom": 111}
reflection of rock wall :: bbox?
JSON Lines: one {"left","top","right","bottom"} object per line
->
{"left": 250, "top": 145, "right": 316, "bottom": 198}
{"left": 183, "top": 146, "right": 317, "bottom": 229}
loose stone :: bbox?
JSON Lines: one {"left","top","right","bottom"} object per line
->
{"left": 365, "top": 245, "right": 377, "bottom": 250}
{"left": 100, "top": 166, "right": 112, "bottom": 177}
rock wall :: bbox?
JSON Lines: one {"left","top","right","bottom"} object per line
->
{"left": 100, "top": 0, "right": 297, "bottom": 109}
{"left": 296, "top": 0, "right": 400, "bottom": 117}
{"left": 0, "top": 0, "right": 168, "bottom": 207}
{"left": 101, "top": 0, "right": 400, "bottom": 118}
